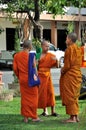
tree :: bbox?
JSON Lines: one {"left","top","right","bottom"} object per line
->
{"left": 0, "top": 0, "right": 86, "bottom": 41}
{"left": 14, "top": 28, "right": 21, "bottom": 52}
{"left": 0, "top": 0, "right": 67, "bottom": 40}
{"left": 0, "top": 0, "right": 47, "bottom": 41}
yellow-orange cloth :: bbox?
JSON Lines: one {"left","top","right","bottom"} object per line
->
{"left": 13, "top": 51, "right": 38, "bottom": 119}
{"left": 81, "top": 46, "right": 86, "bottom": 67}
{"left": 60, "top": 44, "right": 82, "bottom": 115}
{"left": 38, "top": 52, "right": 57, "bottom": 108}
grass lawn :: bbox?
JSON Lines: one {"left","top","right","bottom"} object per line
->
{"left": 0, "top": 97, "right": 86, "bottom": 130}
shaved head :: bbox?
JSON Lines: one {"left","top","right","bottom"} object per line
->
{"left": 23, "top": 40, "right": 32, "bottom": 49}
{"left": 41, "top": 39, "right": 50, "bottom": 53}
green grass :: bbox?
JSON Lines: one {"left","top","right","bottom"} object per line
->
{"left": 0, "top": 97, "right": 86, "bottom": 130}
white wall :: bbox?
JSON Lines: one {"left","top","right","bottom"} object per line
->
{"left": 0, "top": 18, "right": 17, "bottom": 50}
{"left": 40, "top": 21, "right": 70, "bottom": 30}
{"left": 0, "top": 17, "right": 85, "bottom": 51}
{"left": 41, "top": 21, "right": 51, "bottom": 29}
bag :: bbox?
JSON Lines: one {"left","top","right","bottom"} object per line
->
{"left": 28, "top": 52, "right": 40, "bottom": 87}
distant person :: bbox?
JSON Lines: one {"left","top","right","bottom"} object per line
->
{"left": 80, "top": 42, "right": 86, "bottom": 75}
{"left": 13, "top": 40, "right": 41, "bottom": 123}
{"left": 81, "top": 42, "right": 86, "bottom": 68}
{"left": 38, "top": 39, "right": 59, "bottom": 116}
{"left": 60, "top": 33, "right": 82, "bottom": 123}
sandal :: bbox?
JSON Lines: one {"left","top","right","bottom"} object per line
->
{"left": 51, "top": 113, "right": 59, "bottom": 117}
{"left": 40, "top": 112, "right": 48, "bottom": 116}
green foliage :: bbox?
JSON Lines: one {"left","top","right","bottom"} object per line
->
{"left": 1, "top": 0, "right": 86, "bottom": 42}
{"left": 13, "top": 28, "right": 20, "bottom": 83}
{"left": 32, "top": 38, "right": 42, "bottom": 60}
{"left": 13, "top": 72, "right": 19, "bottom": 83}
{"left": 46, "top": 0, "right": 66, "bottom": 17}
{"left": 14, "top": 30, "right": 20, "bottom": 52}
{"left": 67, "top": 22, "right": 74, "bottom": 33}
{"left": 1, "top": 0, "right": 86, "bottom": 43}
{"left": 1, "top": 0, "right": 86, "bottom": 18}
{"left": 0, "top": 27, "right": 4, "bottom": 34}
{"left": 82, "top": 32, "right": 86, "bottom": 44}
{"left": 32, "top": 38, "right": 41, "bottom": 49}
{"left": 67, "top": 22, "right": 81, "bottom": 47}
{"left": 76, "top": 40, "right": 82, "bottom": 47}
{"left": 67, "top": 0, "right": 86, "bottom": 8}
{"left": 0, "top": 88, "right": 13, "bottom": 95}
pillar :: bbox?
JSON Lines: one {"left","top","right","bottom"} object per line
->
{"left": 75, "top": 21, "right": 80, "bottom": 41}
{"left": 51, "top": 21, "right": 57, "bottom": 47}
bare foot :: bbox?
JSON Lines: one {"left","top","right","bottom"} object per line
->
{"left": 63, "top": 118, "right": 77, "bottom": 123}
{"left": 76, "top": 118, "right": 80, "bottom": 122}
{"left": 75, "top": 116, "right": 80, "bottom": 122}
{"left": 32, "top": 118, "right": 43, "bottom": 122}
{"left": 24, "top": 117, "right": 28, "bottom": 123}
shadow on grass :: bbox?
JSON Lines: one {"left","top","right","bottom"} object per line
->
{"left": 0, "top": 114, "right": 80, "bottom": 130}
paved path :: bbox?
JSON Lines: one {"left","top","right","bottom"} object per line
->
{"left": 2, "top": 71, "right": 14, "bottom": 88}
{"left": 51, "top": 68, "right": 61, "bottom": 95}
{"left": 2, "top": 68, "right": 61, "bottom": 95}
{"left": 1, "top": 68, "right": 86, "bottom": 97}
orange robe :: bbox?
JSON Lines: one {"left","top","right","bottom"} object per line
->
{"left": 81, "top": 46, "right": 86, "bottom": 67}
{"left": 60, "top": 44, "right": 82, "bottom": 115}
{"left": 38, "top": 52, "right": 57, "bottom": 108}
{"left": 13, "top": 51, "right": 38, "bottom": 119}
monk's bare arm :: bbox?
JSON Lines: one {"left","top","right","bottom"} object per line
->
{"left": 61, "top": 48, "right": 71, "bottom": 74}
{"left": 13, "top": 55, "right": 19, "bottom": 78}
{"left": 33, "top": 56, "right": 38, "bottom": 75}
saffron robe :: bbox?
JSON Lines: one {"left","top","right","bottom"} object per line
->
{"left": 13, "top": 51, "right": 38, "bottom": 119}
{"left": 60, "top": 44, "right": 82, "bottom": 115}
{"left": 38, "top": 52, "right": 57, "bottom": 108}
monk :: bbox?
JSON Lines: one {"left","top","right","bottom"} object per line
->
{"left": 81, "top": 42, "right": 86, "bottom": 67}
{"left": 13, "top": 40, "right": 41, "bottom": 123}
{"left": 80, "top": 43, "right": 86, "bottom": 76}
{"left": 60, "top": 32, "right": 82, "bottom": 123}
{"left": 38, "top": 40, "right": 59, "bottom": 116}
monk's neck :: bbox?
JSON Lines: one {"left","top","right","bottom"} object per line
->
{"left": 42, "top": 51, "right": 47, "bottom": 54}
{"left": 41, "top": 52, "right": 47, "bottom": 57}
{"left": 23, "top": 48, "right": 30, "bottom": 53}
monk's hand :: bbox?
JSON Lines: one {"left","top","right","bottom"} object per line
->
{"left": 33, "top": 74, "right": 38, "bottom": 81}
{"left": 51, "top": 56, "right": 59, "bottom": 67}
{"left": 51, "top": 56, "right": 57, "bottom": 60}
{"left": 36, "top": 60, "right": 39, "bottom": 65}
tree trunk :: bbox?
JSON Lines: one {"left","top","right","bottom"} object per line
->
{"left": 27, "top": 0, "right": 43, "bottom": 40}
{"left": 33, "top": 0, "right": 43, "bottom": 40}
{"left": 23, "top": 18, "right": 30, "bottom": 40}
{"left": 33, "top": 23, "right": 43, "bottom": 40}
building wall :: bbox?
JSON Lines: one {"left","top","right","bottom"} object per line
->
{"left": 0, "top": 17, "right": 86, "bottom": 51}
{"left": 0, "top": 18, "right": 17, "bottom": 50}
{"left": 0, "top": 19, "right": 69, "bottom": 50}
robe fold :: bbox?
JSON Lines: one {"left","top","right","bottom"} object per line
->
{"left": 60, "top": 44, "right": 82, "bottom": 115}
{"left": 13, "top": 51, "right": 38, "bottom": 119}
{"left": 38, "top": 52, "right": 57, "bottom": 108}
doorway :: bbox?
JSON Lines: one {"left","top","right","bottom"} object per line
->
{"left": 6, "top": 28, "right": 15, "bottom": 50}
{"left": 57, "top": 29, "right": 67, "bottom": 51}
{"left": 43, "top": 29, "right": 51, "bottom": 42}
